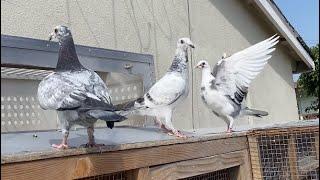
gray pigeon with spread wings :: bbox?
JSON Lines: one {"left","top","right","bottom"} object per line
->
{"left": 37, "top": 25, "right": 126, "bottom": 149}
{"left": 120, "top": 38, "right": 194, "bottom": 137}
{"left": 195, "top": 35, "right": 279, "bottom": 132}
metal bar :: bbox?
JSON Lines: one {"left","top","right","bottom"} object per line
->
{"left": 1, "top": 34, "right": 156, "bottom": 90}
{"left": 1, "top": 35, "right": 153, "bottom": 64}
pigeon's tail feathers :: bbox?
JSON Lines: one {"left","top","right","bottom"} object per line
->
{"left": 114, "top": 97, "right": 148, "bottom": 116}
{"left": 87, "top": 110, "right": 127, "bottom": 123}
{"left": 243, "top": 107, "right": 268, "bottom": 117}
{"left": 114, "top": 97, "right": 144, "bottom": 111}
{"left": 106, "top": 122, "right": 114, "bottom": 129}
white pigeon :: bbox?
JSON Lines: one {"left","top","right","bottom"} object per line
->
{"left": 195, "top": 35, "right": 279, "bottom": 133}
{"left": 120, "top": 38, "right": 194, "bottom": 137}
{"left": 38, "top": 25, "right": 126, "bottom": 149}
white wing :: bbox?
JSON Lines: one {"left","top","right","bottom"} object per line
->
{"left": 213, "top": 35, "right": 279, "bottom": 104}
{"left": 143, "top": 73, "right": 186, "bottom": 108}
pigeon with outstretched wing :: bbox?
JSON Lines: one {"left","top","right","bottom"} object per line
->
{"left": 195, "top": 35, "right": 279, "bottom": 132}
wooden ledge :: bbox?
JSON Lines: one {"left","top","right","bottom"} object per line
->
{"left": 1, "top": 126, "right": 247, "bottom": 164}
{"left": 1, "top": 127, "right": 248, "bottom": 180}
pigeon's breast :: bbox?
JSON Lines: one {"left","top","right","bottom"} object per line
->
{"left": 201, "top": 88, "right": 234, "bottom": 116}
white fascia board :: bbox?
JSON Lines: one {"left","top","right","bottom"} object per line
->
{"left": 254, "top": 0, "right": 315, "bottom": 70}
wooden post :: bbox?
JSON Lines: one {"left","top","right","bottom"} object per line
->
{"left": 236, "top": 149, "right": 252, "bottom": 180}
{"left": 129, "top": 167, "right": 150, "bottom": 180}
{"left": 315, "top": 132, "right": 319, "bottom": 160}
{"left": 288, "top": 135, "right": 299, "bottom": 180}
{"left": 247, "top": 136, "right": 263, "bottom": 180}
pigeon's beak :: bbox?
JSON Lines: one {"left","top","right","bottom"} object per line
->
{"left": 48, "top": 32, "right": 55, "bottom": 41}
{"left": 187, "top": 39, "right": 195, "bottom": 49}
{"left": 194, "top": 65, "right": 201, "bottom": 69}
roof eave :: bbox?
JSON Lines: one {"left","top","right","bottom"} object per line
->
{"left": 252, "top": 0, "right": 315, "bottom": 71}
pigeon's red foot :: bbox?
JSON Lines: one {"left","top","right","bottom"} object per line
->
{"left": 168, "top": 130, "right": 187, "bottom": 138}
{"left": 81, "top": 143, "right": 105, "bottom": 148}
{"left": 226, "top": 128, "right": 234, "bottom": 133}
{"left": 52, "top": 143, "right": 69, "bottom": 149}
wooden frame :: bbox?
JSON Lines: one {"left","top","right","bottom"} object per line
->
{"left": 2, "top": 121, "right": 318, "bottom": 180}
{"left": 2, "top": 135, "right": 248, "bottom": 180}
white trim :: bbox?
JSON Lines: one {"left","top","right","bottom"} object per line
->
{"left": 253, "top": 0, "right": 315, "bottom": 70}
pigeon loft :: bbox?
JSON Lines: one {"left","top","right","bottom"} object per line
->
{"left": 1, "top": 35, "right": 319, "bottom": 180}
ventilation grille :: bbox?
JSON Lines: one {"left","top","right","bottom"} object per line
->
{"left": 75, "top": 171, "right": 128, "bottom": 180}
{"left": 179, "top": 168, "right": 233, "bottom": 180}
{"left": 248, "top": 126, "right": 319, "bottom": 180}
{"left": 1, "top": 67, "right": 52, "bottom": 80}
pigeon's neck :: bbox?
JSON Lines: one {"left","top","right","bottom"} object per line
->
{"left": 55, "top": 36, "right": 85, "bottom": 71}
{"left": 201, "top": 68, "right": 214, "bottom": 87}
{"left": 168, "top": 48, "right": 188, "bottom": 73}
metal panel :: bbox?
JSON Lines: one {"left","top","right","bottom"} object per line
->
{"left": 1, "top": 34, "right": 155, "bottom": 90}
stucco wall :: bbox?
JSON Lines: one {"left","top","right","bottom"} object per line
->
{"left": 1, "top": 0, "right": 299, "bottom": 131}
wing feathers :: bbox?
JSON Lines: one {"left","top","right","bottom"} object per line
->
{"left": 213, "top": 35, "right": 279, "bottom": 104}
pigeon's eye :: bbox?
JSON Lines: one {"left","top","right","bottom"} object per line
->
{"left": 201, "top": 62, "right": 205, "bottom": 66}
{"left": 180, "top": 39, "right": 185, "bottom": 44}
{"left": 54, "top": 28, "right": 58, "bottom": 33}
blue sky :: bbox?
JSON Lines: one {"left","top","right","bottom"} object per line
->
{"left": 274, "top": 0, "right": 319, "bottom": 47}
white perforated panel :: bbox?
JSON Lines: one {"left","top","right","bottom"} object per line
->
{"left": 1, "top": 68, "right": 146, "bottom": 133}
{"left": 1, "top": 78, "right": 58, "bottom": 133}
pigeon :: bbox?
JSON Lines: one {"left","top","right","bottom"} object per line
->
{"left": 37, "top": 25, "right": 126, "bottom": 149}
{"left": 195, "top": 35, "right": 279, "bottom": 133}
{"left": 119, "top": 38, "right": 194, "bottom": 138}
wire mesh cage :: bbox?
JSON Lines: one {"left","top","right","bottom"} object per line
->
{"left": 75, "top": 171, "right": 129, "bottom": 180}
{"left": 179, "top": 168, "right": 233, "bottom": 180}
{"left": 248, "top": 125, "right": 319, "bottom": 180}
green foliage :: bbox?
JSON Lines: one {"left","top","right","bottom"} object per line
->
{"left": 297, "top": 44, "right": 319, "bottom": 112}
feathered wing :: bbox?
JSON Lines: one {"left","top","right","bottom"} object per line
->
{"left": 37, "top": 71, "right": 115, "bottom": 111}
{"left": 213, "top": 35, "right": 279, "bottom": 104}
{"left": 89, "top": 70, "right": 113, "bottom": 104}
{"left": 137, "top": 73, "right": 186, "bottom": 108}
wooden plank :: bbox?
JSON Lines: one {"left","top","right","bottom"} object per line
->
{"left": 247, "top": 136, "right": 263, "bottom": 180}
{"left": 1, "top": 136, "right": 247, "bottom": 180}
{"left": 149, "top": 150, "right": 248, "bottom": 180}
{"left": 2, "top": 131, "right": 247, "bottom": 164}
{"left": 288, "top": 135, "right": 299, "bottom": 180}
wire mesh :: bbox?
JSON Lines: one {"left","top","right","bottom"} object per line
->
{"left": 179, "top": 168, "right": 233, "bottom": 180}
{"left": 248, "top": 126, "right": 319, "bottom": 180}
{"left": 75, "top": 171, "right": 128, "bottom": 180}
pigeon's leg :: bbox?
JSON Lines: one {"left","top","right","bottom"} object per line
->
{"left": 226, "top": 116, "right": 234, "bottom": 133}
{"left": 52, "top": 129, "right": 69, "bottom": 149}
{"left": 163, "top": 111, "right": 186, "bottom": 138}
{"left": 52, "top": 112, "right": 71, "bottom": 149}
{"left": 155, "top": 117, "right": 171, "bottom": 132}
{"left": 83, "top": 126, "right": 105, "bottom": 148}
